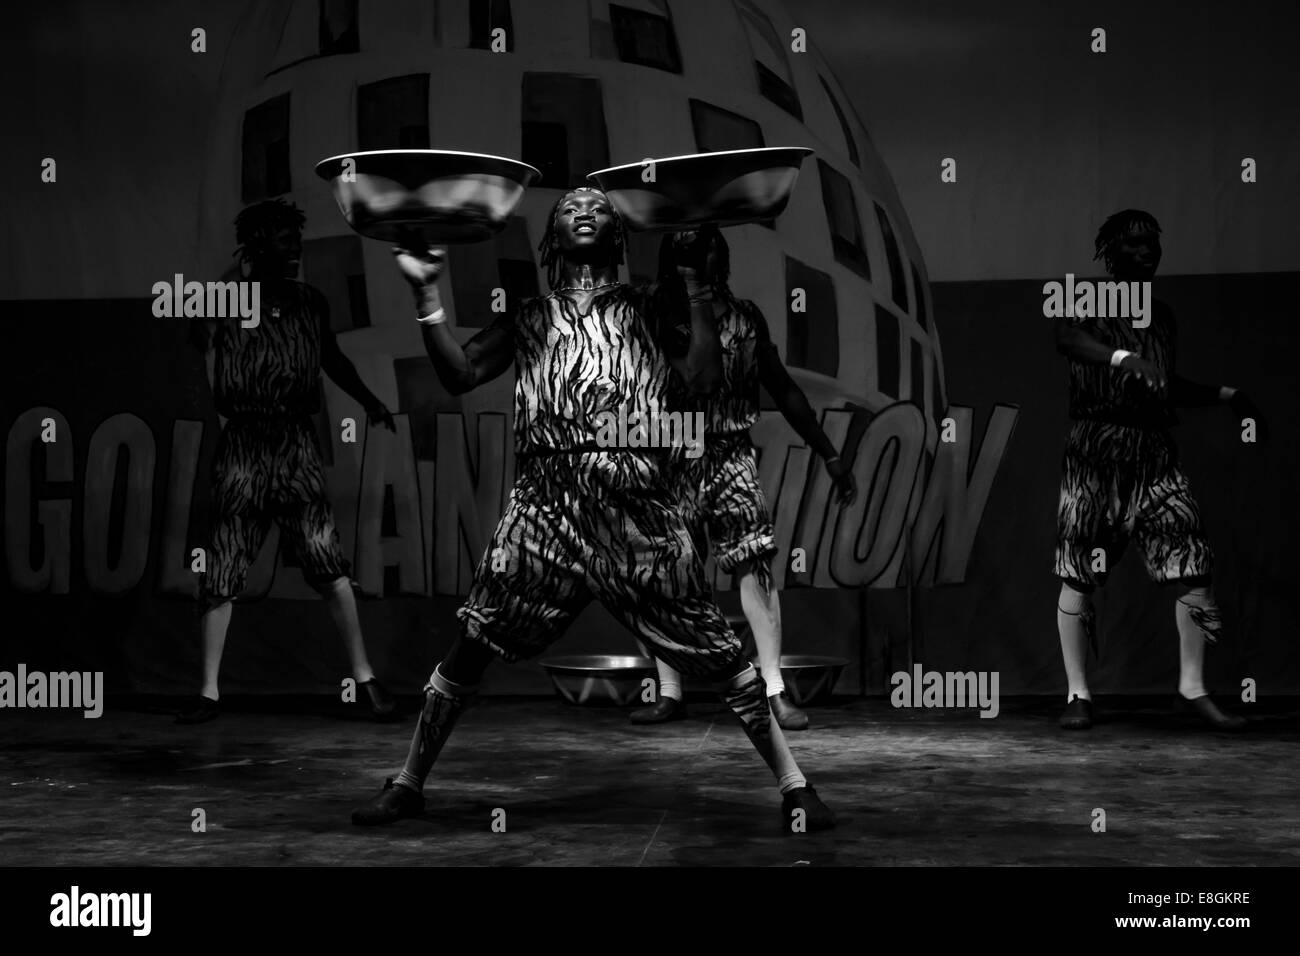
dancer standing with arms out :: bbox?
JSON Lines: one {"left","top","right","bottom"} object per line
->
{"left": 1053, "top": 209, "right": 1267, "bottom": 731}
{"left": 630, "top": 226, "right": 856, "bottom": 730}
{"left": 178, "top": 199, "right": 398, "bottom": 724}
{"left": 351, "top": 189, "right": 834, "bottom": 829}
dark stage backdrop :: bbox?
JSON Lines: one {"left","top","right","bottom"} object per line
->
{"left": 0, "top": 295, "right": 985, "bottom": 698}
{"left": 921, "top": 272, "right": 1299, "bottom": 696}
{"left": 3, "top": 272, "right": 1293, "bottom": 697}
{"left": 4, "top": 0, "right": 1296, "bottom": 699}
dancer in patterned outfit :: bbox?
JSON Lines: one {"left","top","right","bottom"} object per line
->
{"left": 629, "top": 226, "right": 857, "bottom": 730}
{"left": 351, "top": 188, "right": 835, "bottom": 830}
{"left": 177, "top": 199, "right": 399, "bottom": 724}
{"left": 1053, "top": 209, "right": 1268, "bottom": 731}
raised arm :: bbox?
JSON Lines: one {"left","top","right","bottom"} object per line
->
{"left": 395, "top": 241, "right": 515, "bottom": 395}
{"left": 653, "top": 271, "right": 723, "bottom": 395}
{"left": 420, "top": 308, "right": 516, "bottom": 395}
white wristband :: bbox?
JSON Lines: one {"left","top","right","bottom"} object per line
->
{"left": 417, "top": 308, "right": 447, "bottom": 326}
{"left": 1110, "top": 349, "right": 1133, "bottom": 368}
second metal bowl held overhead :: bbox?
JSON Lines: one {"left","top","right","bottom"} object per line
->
{"left": 314, "top": 149, "right": 541, "bottom": 244}
{"left": 586, "top": 146, "right": 814, "bottom": 231}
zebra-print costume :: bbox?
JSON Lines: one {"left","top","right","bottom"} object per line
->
{"left": 212, "top": 280, "right": 324, "bottom": 418}
{"left": 1054, "top": 299, "right": 1212, "bottom": 586}
{"left": 200, "top": 280, "right": 348, "bottom": 609}
{"left": 456, "top": 287, "right": 745, "bottom": 679}
{"left": 673, "top": 296, "right": 777, "bottom": 589}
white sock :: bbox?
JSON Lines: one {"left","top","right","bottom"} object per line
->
{"left": 778, "top": 771, "right": 807, "bottom": 794}
{"left": 655, "top": 658, "right": 682, "bottom": 702}
{"left": 761, "top": 662, "right": 785, "bottom": 698}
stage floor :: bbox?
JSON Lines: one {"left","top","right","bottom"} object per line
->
{"left": 3, "top": 696, "right": 1298, "bottom": 867}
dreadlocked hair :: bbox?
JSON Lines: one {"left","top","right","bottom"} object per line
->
{"left": 656, "top": 223, "right": 731, "bottom": 299}
{"left": 1093, "top": 209, "right": 1160, "bottom": 271}
{"left": 536, "top": 187, "right": 628, "bottom": 291}
{"left": 233, "top": 198, "right": 306, "bottom": 265}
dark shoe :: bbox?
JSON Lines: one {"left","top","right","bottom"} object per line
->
{"left": 1059, "top": 694, "right": 1093, "bottom": 730}
{"left": 351, "top": 778, "right": 425, "bottom": 826}
{"left": 781, "top": 784, "right": 836, "bottom": 832}
{"left": 769, "top": 692, "right": 809, "bottom": 731}
{"left": 630, "top": 696, "right": 687, "bottom": 724}
{"left": 360, "top": 678, "right": 400, "bottom": 722}
{"left": 1178, "top": 693, "right": 1247, "bottom": 732}
{"left": 175, "top": 695, "right": 220, "bottom": 725}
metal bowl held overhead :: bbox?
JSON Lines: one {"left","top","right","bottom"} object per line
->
{"left": 314, "top": 149, "right": 541, "bottom": 244}
{"left": 586, "top": 146, "right": 814, "bottom": 232}
{"left": 778, "top": 655, "right": 848, "bottom": 706}
{"left": 540, "top": 655, "right": 657, "bottom": 707}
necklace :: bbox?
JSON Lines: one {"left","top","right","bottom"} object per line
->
{"left": 556, "top": 281, "right": 618, "bottom": 293}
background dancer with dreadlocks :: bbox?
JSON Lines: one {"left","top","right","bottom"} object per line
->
{"left": 351, "top": 188, "right": 835, "bottom": 830}
{"left": 1052, "top": 209, "right": 1268, "bottom": 732}
{"left": 629, "top": 226, "right": 857, "bottom": 730}
{"left": 177, "top": 199, "right": 399, "bottom": 725}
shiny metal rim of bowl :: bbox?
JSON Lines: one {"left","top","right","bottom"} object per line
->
{"left": 540, "top": 655, "right": 656, "bottom": 673}
{"left": 313, "top": 148, "right": 542, "bottom": 183}
{"left": 587, "top": 146, "right": 813, "bottom": 179}
{"left": 778, "top": 656, "right": 850, "bottom": 669}
{"left": 539, "top": 655, "right": 847, "bottom": 673}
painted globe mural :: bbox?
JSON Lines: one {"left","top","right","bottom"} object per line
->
{"left": 196, "top": 0, "right": 948, "bottom": 596}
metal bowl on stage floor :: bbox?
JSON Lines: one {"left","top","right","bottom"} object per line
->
{"left": 778, "top": 655, "right": 848, "bottom": 706}
{"left": 540, "top": 655, "right": 656, "bottom": 707}
{"left": 314, "top": 149, "right": 541, "bottom": 244}
{"left": 586, "top": 147, "right": 813, "bottom": 231}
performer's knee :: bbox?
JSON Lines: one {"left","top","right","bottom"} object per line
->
{"left": 716, "top": 665, "right": 770, "bottom": 731}
{"left": 1058, "top": 579, "right": 1094, "bottom": 614}
{"left": 197, "top": 594, "right": 234, "bottom": 616}
{"left": 440, "top": 636, "right": 496, "bottom": 686}
{"left": 310, "top": 574, "right": 351, "bottom": 597}
{"left": 688, "top": 637, "right": 750, "bottom": 684}
{"left": 197, "top": 579, "right": 237, "bottom": 615}
{"left": 720, "top": 662, "right": 759, "bottom": 689}
{"left": 1175, "top": 574, "right": 1212, "bottom": 596}
{"left": 737, "top": 557, "right": 775, "bottom": 597}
